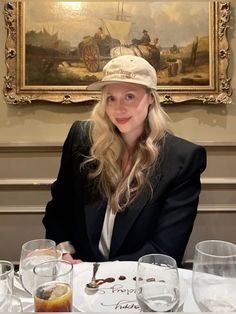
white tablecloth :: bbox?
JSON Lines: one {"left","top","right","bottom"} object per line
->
{"left": 14, "top": 262, "right": 200, "bottom": 312}
{"left": 178, "top": 268, "right": 199, "bottom": 312}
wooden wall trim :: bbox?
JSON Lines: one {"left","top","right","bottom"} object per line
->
{"left": 0, "top": 144, "right": 62, "bottom": 153}
{"left": 1, "top": 177, "right": 236, "bottom": 187}
{"left": 201, "top": 178, "right": 236, "bottom": 185}
{"left": 0, "top": 206, "right": 43, "bottom": 214}
{"left": 199, "top": 205, "right": 236, "bottom": 212}
{"left": 1, "top": 205, "right": 236, "bottom": 214}
{"left": 0, "top": 179, "right": 53, "bottom": 186}
{"left": 1, "top": 141, "right": 236, "bottom": 152}
{"left": 196, "top": 141, "right": 236, "bottom": 147}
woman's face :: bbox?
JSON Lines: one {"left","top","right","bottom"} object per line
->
{"left": 104, "top": 82, "right": 153, "bottom": 145}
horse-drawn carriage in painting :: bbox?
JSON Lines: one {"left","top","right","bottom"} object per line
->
{"left": 78, "top": 19, "right": 160, "bottom": 72}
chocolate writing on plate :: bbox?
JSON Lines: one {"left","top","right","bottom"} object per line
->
{"left": 98, "top": 284, "right": 139, "bottom": 310}
{"left": 99, "top": 283, "right": 136, "bottom": 295}
{"left": 95, "top": 277, "right": 115, "bottom": 285}
{"left": 101, "top": 299, "right": 140, "bottom": 310}
{"left": 88, "top": 274, "right": 156, "bottom": 311}
{"left": 119, "top": 275, "right": 126, "bottom": 280}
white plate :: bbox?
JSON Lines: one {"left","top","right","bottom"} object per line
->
{"left": 73, "top": 261, "right": 188, "bottom": 312}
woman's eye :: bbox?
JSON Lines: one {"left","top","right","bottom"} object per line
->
{"left": 106, "top": 96, "right": 115, "bottom": 102}
{"left": 126, "top": 94, "right": 135, "bottom": 100}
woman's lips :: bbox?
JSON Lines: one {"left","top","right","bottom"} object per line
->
{"left": 115, "top": 117, "right": 131, "bottom": 124}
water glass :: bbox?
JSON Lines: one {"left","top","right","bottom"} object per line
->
{"left": 192, "top": 240, "right": 236, "bottom": 312}
{"left": 33, "top": 260, "right": 73, "bottom": 312}
{"left": 19, "top": 239, "right": 58, "bottom": 295}
{"left": 0, "top": 294, "right": 23, "bottom": 312}
{"left": 136, "top": 254, "right": 180, "bottom": 312}
{"left": 0, "top": 260, "right": 14, "bottom": 295}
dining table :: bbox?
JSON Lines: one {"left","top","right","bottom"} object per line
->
{"left": 14, "top": 261, "right": 200, "bottom": 312}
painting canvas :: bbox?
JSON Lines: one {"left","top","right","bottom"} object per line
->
{"left": 4, "top": 1, "right": 232, "bottom": 104}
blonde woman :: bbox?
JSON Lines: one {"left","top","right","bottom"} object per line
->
{"left": 43, "top": 55, "right": 206, "bottom": 267}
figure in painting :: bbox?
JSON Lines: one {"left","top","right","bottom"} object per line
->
{"left": 94, "top": 27, "right": 106, "bottom": 41}
{"left": 152, "top": 37, "right": 160, "bottom": 50}
{"left": 132, "top": 29, "right": 151, "bottom": 46}
{"left": 140, "top": 29, "right": 151, "bottom": 45}
{"left": 93, "top": 27, "right": 112, "bottom": 56}
{"left": 149, "top": 37, "right": 161, "bottom": 70}
{"left": 131, "top": 31, "right": 160, "bottom": 71}
{"left": 189, "top": 36, "right": 198, "bottom": 66}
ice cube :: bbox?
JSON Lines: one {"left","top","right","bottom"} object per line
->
{"left": 49, "top": 284, "right": 68, "bottom": 300}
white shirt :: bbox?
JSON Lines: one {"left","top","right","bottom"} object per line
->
{"left": 98, "top": 206, "right": 116, "bottom": 259}
{"left": 57, "top": 207, "right": 116, "bottom": 259}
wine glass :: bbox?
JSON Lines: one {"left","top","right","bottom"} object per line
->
{"left": 136, "top": 254, "right": 180, "bottom": 312}
{"left": 0, "top": 260, "right": 14, "bottom": 295}
{"left": 192, "top": 240, "right": 236, "bottom": 312}
{"left": 0, "top": 294, "right": 23, "bottom": 312}
{"left": 19, "top": 239, "right": 58, "bottom": 295}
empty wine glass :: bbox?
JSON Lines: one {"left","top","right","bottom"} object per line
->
{"left": 0, "top": 294, "right": 23, "bottom": 312}
{"left": 0, "top": 261, "right": 14, "bottom": 295}
{"left": 192, "top": 240, "right": 236, "bottom": 312}
{"left": 136, "top": 254, "right": 180, "bottom": 312}
{"left": 19, "top": 239, "right": 58, "bottom": 295}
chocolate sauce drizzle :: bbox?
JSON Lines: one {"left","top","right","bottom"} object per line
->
{"left": 94, "top": 275, "right": 154, "bottom": 285}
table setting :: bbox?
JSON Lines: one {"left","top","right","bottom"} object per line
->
{"left": 1, "top": 239, "right": 236, "bottom": 312}
{"left": 72, "top": 260, "right": 196, "bottom": 312}
{"left": 13, "top": 260, "right": 196, "bottom": 312}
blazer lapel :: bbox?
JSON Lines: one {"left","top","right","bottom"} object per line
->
{"left": 110, "top": 165, "right": 163, "bottom": 258}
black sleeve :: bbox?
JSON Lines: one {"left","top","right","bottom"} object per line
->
{"left": 43, "top": 121, "right": 82, "bottom": 244}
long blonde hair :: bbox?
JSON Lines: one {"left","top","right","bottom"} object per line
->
{"left": 83, "top": 88, "right": 169, "bottom": 212}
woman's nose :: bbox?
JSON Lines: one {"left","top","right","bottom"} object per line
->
{"left": 114, "top": 99, "right": 126, "bottom": 112}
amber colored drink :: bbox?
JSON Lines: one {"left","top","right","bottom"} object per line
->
{"left": 34, "top": 281, "right": 72, "bottom": 312}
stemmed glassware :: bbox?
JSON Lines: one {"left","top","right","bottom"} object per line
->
{"left": 192, "top": 240, "right": 236, "bottom": 312}
{"left": 0, "top": 261, "right": 23, "bottom": 312}
{"left": 0, "top": 294, "right": 23, "bottom": 312}
{"left": 136, "top": 254, "right": 180, "bottom": 312}
{"left": 0, "top": 260, "right": 14, "bottom": 295}
{"left": 19, "top": 239, "right": 58, "bottom": 295}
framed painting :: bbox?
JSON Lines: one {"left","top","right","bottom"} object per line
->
{"left": 3, "top": 1, "right": 232, "bottom": 105}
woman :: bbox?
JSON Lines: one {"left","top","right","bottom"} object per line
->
{"left": 43, "top": 55, "right": 206, "bottom": 267}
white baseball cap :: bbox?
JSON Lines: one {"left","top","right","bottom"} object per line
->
{"left": 86, "top": 55, "right": 158, "bottom": 90}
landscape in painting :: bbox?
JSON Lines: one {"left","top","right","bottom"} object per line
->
{"left": 24, "top": 1, "right": 210, "bottom": 87}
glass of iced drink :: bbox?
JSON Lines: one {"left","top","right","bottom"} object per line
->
{"left": 33, "top": 260, "right": 73, "bottom": 312}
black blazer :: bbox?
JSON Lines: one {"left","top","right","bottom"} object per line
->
{"left": 43, "top": 121, "right": 206, "bottom": 266}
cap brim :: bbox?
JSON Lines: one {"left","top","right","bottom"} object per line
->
{"left": 86, "top": 79, "right": 158, "bottom": 91}
{"left": 86, "top": 80, "right": 118, "bottom": 91}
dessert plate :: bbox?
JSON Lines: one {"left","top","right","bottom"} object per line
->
{"left": 73, "top": 261, "right": 188, "bottom": 312}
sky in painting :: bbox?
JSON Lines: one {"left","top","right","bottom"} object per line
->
{"left": 25, "top": 1, "right": 209, "bottom": 48}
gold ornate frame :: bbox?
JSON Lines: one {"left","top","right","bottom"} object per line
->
{"left": 3, "top": 1, "right": 232, "bottom": 105}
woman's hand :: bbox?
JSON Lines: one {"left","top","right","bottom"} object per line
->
{"left": 62, "top": 253, "right": 83, "bottom": 264}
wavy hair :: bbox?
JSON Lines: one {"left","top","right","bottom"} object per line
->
{"left": 83, "top": 88, "right": 170, "bottom": 212}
